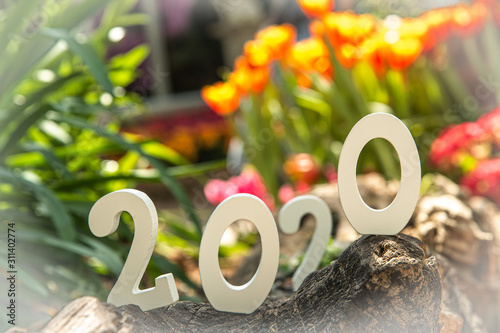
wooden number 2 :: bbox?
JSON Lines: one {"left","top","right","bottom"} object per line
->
{"left": 88, "top": 189, "right": 179, "bottom": 311}
{"left": 338, "top": 113, "right": 421, "bottom": 235}
{"left": 278, "top": 195, "right": 332, "bottom": 291}
{"left": 198, "top": 194, "right": 279, "bottom": 314}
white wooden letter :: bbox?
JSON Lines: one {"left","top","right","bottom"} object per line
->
{"left": 337, "top": 113, "right": 421, "bottom": 235}
{"left": 89, "top": 189, "right": 179, "bottom": 311}
{"left": 278, "top": 195, "right": 332, "bottom": 291}
{"left": 199, "top": 194, "right": 279, "bottom": 314}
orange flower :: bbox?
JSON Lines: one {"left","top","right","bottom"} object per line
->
{"left": 422, "top": 8, "right": 451, "bottom": 43}
{"left": 309, "top": 19, "right": 325, "bottom": 38}
{"left": 451, "top": 3, "right": 487, "bottom": 36}
{"left": 399, "top": 18, "right": 435, "bottom": 52}
{"left": 201, "top": 82, "right": 240, "bottom": 116}
{"left": 322, "top": 12, "right": 342, "bottom": 46}
{"left": 386, "top": 37, "right": 423, "bottom": 71}
{"left": 360, "top": 36, "right": 387, "bottom": 76}
{"left": 229, "top": 56, "right": 269, "bottom": 94}
{"left": 255, "top": 24, "right": 296, "bottom": 60}
{"left": 323, "top": 12, "right": 376, "bottom": 47}
{"left": 336, "top": 43, "right": 360, "bottom": 69}
{"left": 243, "top": 40, "right": 273, "bottom": 67}
{"left": 289, "top": 37, "right": 333, "bottom": 81}
{"left": 297, "top": 0, "right": 334, "bottom": 18}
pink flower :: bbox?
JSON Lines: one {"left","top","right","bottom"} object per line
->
{"left": 204, "top": 179, "right": 237, "bottom": 205}
{"left": 278, "top": 184, "right": 296, "bottom": 204}
{"left": 203, "top": 169, "right": 275, "bottom": 210}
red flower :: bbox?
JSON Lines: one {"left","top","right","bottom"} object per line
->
{"left": 283, "top": 153, "right": 321, "bottom": 185}
{"left": 461, "top": 158, "right": 500, "bottom": 205}
{"left": 429, "top": 121, "right": 489, "bottom": 172}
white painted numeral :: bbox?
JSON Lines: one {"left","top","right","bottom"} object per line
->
{"left": 338, "top": 113, "right": 421, "bottom": 235}
{"left": 88, "top": 189, "right": 179, "bottom": 311}
{"left": 278, "top": 195, "right": 332, "bottom": 291}
{"left": 199, "top": 194, "right": 279, "bottom": 314}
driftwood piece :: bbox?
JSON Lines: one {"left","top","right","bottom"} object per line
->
{"left": 312, "top": 173, "right": 500, "bottom": 332}
{"left": 36, "top": 234, "right": 440, "bottom": 333}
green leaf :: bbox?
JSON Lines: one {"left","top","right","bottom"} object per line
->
{"left": 54, "top": 159, "right": 227, "bottom": 190}
{"left": 293, "top": 87, "right": 332, "bottom": 117}
{"left": 110, "top": 44, "right": 149, "bottom": 69}
{"left": 0, "top": 104, "right": 51, "bottom": 163}
{"left": 42, "top": 28, "right": 114, "bottom": 94}
{"left": 0, "top": 167, "right": 76, "bottom": 241}
{"left": 50, "top": 0, "right": 112, "bottom": 31}
{"left": 0, "top": 72, "right": 81, "bottom": 126}
{"left": 142, "top": 141, "right": 190, "bottom": 166}
{"left": 50, "top": 114, "right": 203, "bottom": 235}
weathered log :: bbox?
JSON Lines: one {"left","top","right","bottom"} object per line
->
{"left": 36, "top": 234, "right": 441, "bottom": 333}
{"left": 313, "top": 173, "right": 500, "bottom": 332}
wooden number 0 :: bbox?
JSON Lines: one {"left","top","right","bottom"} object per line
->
{"left": 88, "top": 189, "right": 179, "bottom": 311}
{"left": 278, "top": 195, "right": 332, "bottom": 291}
{"left": 338, "top": 113, "right": 421, "bottom": 235}
{"left": 199, "top": 194, "right": 279, "bottom": 314}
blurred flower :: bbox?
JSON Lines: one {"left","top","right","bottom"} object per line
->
{"left": 278, "top": 184, "right": 296, "bottom": 204}
{"left": 360, "top": 36, "right": 387, "bottom": 76}
{"left": 477, "top": 106, "right": 500, "bottom": 147}
{"left": 451, "top": 3, "right": 487, "bottom": 37}
{"left": 297, "top": 0, "right": 334, "bottom": 18}
{"left": 399, "top": 18, "right": 435, "bottom": 52}
{"left": 283, "top": 153, "right": 321, "bottom": 185}
{"left": 229, "top": 56, "right": 269, "bottom": 95}
{"left": 255, "top": 24, "right": 296, "bottom": 60}
{"left": 244, "top": 40, "right": 273, "bottom": 67}
{"left": 295, "top": 180, "right": 311, "bottom": 195}
{"left": 336, "top": 43, "right": 360, "bottom": 69}
{"left": 204, "top": 168, "right": 275, "bottom": 210}
{"left": 429, "top": 121, "right": 490, "bottom": 172}
{"left": 204, "top": 179, "right": 238, "bottom": 206}
{"left": 201, "top": 81, "right": 240, "bottom": 115}
{"left": 461, "top": 158, "right": 500, "bottom": 205}
{"left": 323, "top": 12, "right": 377, "bottom": 47}
{"left": 289, "top": 37, "right": 332, "bottom": 86}
{"left": 309, "top": 19, "right": 325, "bottom": 38}
{"left": 422, "top": 8, "right": 451, "bottom": 43}
{"left": 162, "top": 128, "right": 198, "bottom": 161}
{"left": 385, "top": 37, "right": 423, "bottom": 71}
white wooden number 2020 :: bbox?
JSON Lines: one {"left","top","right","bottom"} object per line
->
{"left": 89, "top": 113, "right": 421, "bottom": 314}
